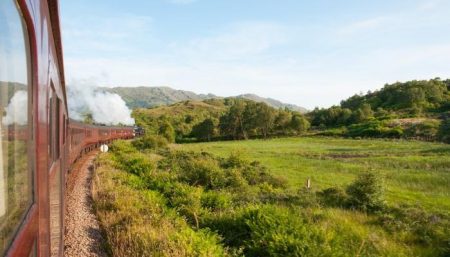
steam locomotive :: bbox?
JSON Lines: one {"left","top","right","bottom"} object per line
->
{"left": 0, "top": 0, "right": 136, "bottom": 256}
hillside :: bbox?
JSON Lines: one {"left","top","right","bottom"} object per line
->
{"left": 103, "top": 86, "right": 307, "bottom": 112}
{"left": 132, "top": 97, "right": 309, "bottom": 142}
{"left": 132, "top": 99, "right": 227, "bottom": 138}
{"left": 308, "top": 78, "right": 450, "bottom": 141}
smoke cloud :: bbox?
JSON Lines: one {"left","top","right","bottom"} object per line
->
{"left": 2, "top": 90, "right": 28, "bottom": 126}
{"left": 67, "top": 79, "right": 135, "bottom": 125}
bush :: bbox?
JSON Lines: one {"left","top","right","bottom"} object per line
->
{"left": 120, "top": 153, "right": 155, "bottom": 177}
{"left": 221, "top": 151, "right": 248, "bottom": 168}
{"left": 376, "top": 206, "right": 450, "bottom": 255}
{"left": 317, "top": 186, "right": 348, "bottom": 207}
{"left": 243, "top": 205, "right": 324, "bottom": 257}
{"left": 132, "top": 135, "right": 168, "bottom": 150}
{"left": 241, "top": 162, "right": 287, "bottom": 189}
{"left": 159, "top": 121, "right": 176, "bottom": 143}
{"left": 346, "top": 120, "right": 403, "bottom": 138}
{"left": 166, "top": 183, "right": 204, "bottom": 226}
{"left": 201, "top": 191, "right": 233, "bottom": 211}
{"left": 346, "top": 172, "right": 385, "bottom": 212}
{"left": 404, "top": 120, "right": 440, "bottom": 140}
{"left": 180, "top": 157, "right": 228, "bottom": 189}
{"left": 438, "top": 119, "right": 450, "bottom": 143}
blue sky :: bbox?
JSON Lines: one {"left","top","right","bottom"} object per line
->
{"left": 60, "top": 0, "right": 450, "bottom": 109}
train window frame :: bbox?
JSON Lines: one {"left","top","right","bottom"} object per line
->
{"left": 48, "top": 83, "right": 61, "bottom": 164}
{"left": 48, "top": 84, "right": 54, "bottom": 165}
{"left": 0, "top": 0, "right": 35, "bottom": 254}
{"left": 54, "top": 98, "right": 60, "bottom": 161}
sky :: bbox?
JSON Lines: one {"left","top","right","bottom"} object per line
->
{"left": 60, "top": 0, "right": 450, "bottom": 109}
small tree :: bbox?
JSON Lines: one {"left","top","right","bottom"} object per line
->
{"left": 346, "top": 172, "right": 385, "bottom": 212}
{"left": 191, "top": 118, "right": 215, "bottom": 141}
{"left": 290, "top": 114, "right": 310, "bottom": 134}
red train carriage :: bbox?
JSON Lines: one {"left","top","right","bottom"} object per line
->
{"left": 0, "top": 0, "right": 135, "bottom": 256}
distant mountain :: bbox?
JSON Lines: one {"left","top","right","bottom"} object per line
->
{"left": 102, "top": 86, "right": 216, "bottom": 109}
{"left": 236, "top": 94, "right": 308, "bottom": 113}
{"left": 103, "top": 86, "right": 307, "bottom": 113}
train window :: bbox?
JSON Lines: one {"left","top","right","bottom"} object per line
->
{"left": 48, "top": 89, "right": 54, "bottom": 163}
{"left": 0, "top": 0, "right": 33, "bottom": 255}
{"left": 54, "top": 99, "right": 60, "bottom": 160}
{"left": 48, "top": 87, "right": 60, "bottom": 163}
{"left": 62, "top": 115, "right": 66, "bottom": 145}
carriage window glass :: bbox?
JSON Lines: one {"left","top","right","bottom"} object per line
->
{"left": 0, "top": 0, "right": 33, "bottom": 254}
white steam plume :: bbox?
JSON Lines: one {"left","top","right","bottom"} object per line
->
{"left": 2, "top": 90, "right": 28, "bottom": 126}
{"left": 67, "top": 79, "right": 135, "bottom": 125}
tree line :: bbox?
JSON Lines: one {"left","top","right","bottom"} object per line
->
{"left": 134, "top": 78, "right": 450, "bottom": 143}
{"left": 307, "top": 78, "right": 450, "bottom": 142}
{"left": 191, "top": 99, "right": 309, "bottom": 141}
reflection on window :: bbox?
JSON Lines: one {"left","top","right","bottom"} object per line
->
{"left": 0, "top": 0, "right": 32, "bottom": 255}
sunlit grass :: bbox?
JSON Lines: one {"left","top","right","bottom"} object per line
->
{"left": 181, "top": 137, "right": 450, "bottom": 213}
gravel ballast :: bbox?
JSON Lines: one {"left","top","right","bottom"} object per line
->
{"left": 64, "top": 152, "right": 107, "bottom": 257}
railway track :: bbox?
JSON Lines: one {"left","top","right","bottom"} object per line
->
{"left": 64, "top": 151, "right": 107, "bottom": 257}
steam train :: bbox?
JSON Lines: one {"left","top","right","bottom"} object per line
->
{"left": 0, "top": 0, "right": 137, "bottom": 256}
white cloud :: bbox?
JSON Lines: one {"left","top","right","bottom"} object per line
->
{"left": 337, "top": 16, "right": 393, "bottom": 36}
{"left": 172, "top": 21, "right": 289, "bottom": 61}
{"left": 62, "top": 14, "right": 153, "bottom": 55}
{"left": 166, "top": 0, "right": 198, "bottom": 4}
{"left": 418, "top": 0, "right": 443, "bottom": 10}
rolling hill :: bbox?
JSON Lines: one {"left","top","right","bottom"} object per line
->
{"left": 102, "top": 86, "right": 307, "bottom": 112}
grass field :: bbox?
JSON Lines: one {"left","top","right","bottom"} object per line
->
{"left": 94, "top": 137, "right": 450, "bottom": 256}
{"left": 180, "top": 137, "right": 450, "bottom": 214}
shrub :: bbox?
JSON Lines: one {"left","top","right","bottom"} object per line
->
{"left": 243, "top": 205, "right": 324, "bottom": 257}
{"left": 404, "top": 120, "right": 440, "bottom": 140}
{"left": 201, "top": 191, "right": 233, "bottom": 211}
{"left": 171, "top": 228, "right": 228, "bottom": 257}
{"left": 166, "top": 183, "right": 204, "bottom": 226}
{"left": 221, "top": 151, "right": 248, "bottom": 168}
{"left": 180, "top": 157, "right": 228, "bottom": 189}
{"left": 241, "top": 162, "right": 287, "bottom": 189}
{"left": 159, "top": 121, "right": 176, "bottom": 143}
{"left": 376, "top": 206, "right": 450, "bottom": 254}
{"left": 438, "top": 119, "right": 450, "bottom": 143}
{"left": 346, "top": 172, "right": 385, "bottom": 212}
{"left": 120, "top": 152, "right": 155, "bottom": 177}
{"left": 132, "top": 135, "right": 168, "bottom": 150}
{"left": 317, "top": 186, "right": 348, "bottom": 207}
{"left": 346, "top": 120, "right": 404, "bottom": 138}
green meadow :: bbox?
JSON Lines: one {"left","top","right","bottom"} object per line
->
{"left": 180, "top": 137, "right": 450, "bottom": 213}
{"left": 94, "top": 137, "right": 450, "bottom": 256}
